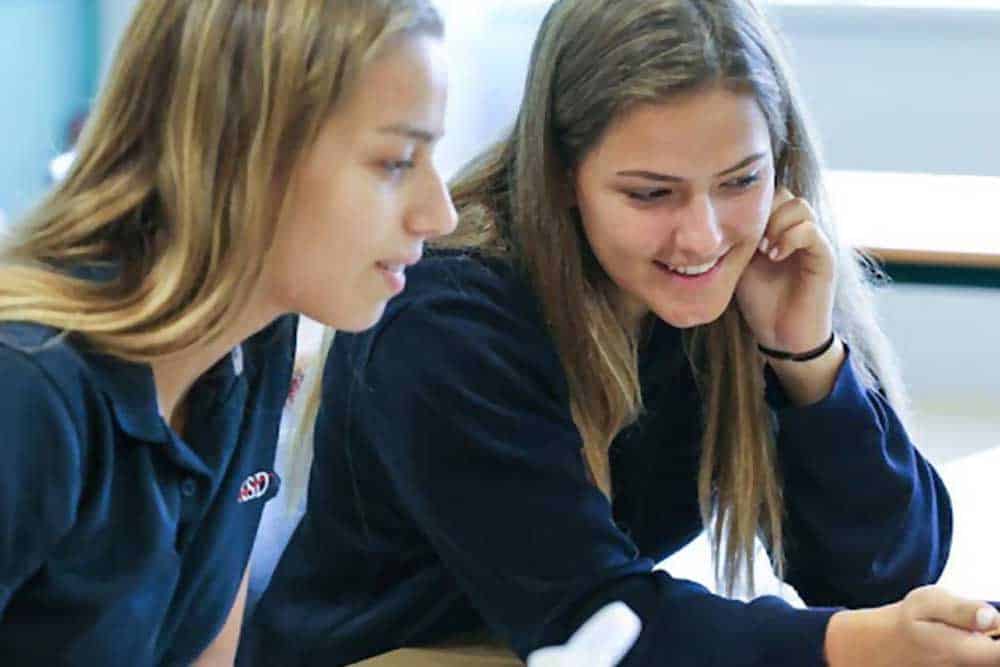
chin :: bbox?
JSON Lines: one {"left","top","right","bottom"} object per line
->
{"left": 654, "top": 301, "right": 729, "bottom": 329}
{"left": 313, "top": 301, "right": 387, "bottom": 333}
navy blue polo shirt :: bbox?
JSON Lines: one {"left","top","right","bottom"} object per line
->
{"left": 0, "top": 314, "right": 296, "bottom": 665}
{"left": 242, "top": 251, "right": 952, "bottom": 666}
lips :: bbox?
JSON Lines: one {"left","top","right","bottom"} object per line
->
{"left": 376, "top": 251, "right": 422, "bottom": 274}
{"left": 656, "top": 250, "right": 728, "bottom": 276}
{"left": 376, "top": 261, "right": 406, "bottom": 274}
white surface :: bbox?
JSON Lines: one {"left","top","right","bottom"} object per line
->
{"left": 527, "top": 602, "right": 641, "bottom": 667}
{"left": 830, "top": 170, "right": 1000, "bottom": 258}
{"left": 936, "top": 445, "right": 1000, "bottom": 600}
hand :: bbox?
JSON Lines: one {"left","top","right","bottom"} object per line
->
{"left": 735, "top": 187, "right": 836, "bottom": 354}
{"left": 826, "top": 585, "right": 1000, "bottom": 666}
{"left": 527, "top": 602, "right": 642, "bottom": 667}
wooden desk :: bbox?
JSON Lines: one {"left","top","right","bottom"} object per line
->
{"left": 829, "top": 170, "right": 1000, "bottom": 285}
{"left": 349, "top": 637, "right": 522, "bottom": 667}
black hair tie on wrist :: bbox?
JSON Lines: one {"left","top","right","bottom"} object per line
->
{"left": 758, "top": 332, "right": 836, "bottom": 362}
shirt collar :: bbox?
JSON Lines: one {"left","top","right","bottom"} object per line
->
{"left": 87, "top": 344, "right": 248, "bottom": 445}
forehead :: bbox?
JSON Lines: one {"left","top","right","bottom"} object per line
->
{"left": 591, "top": 86, "right": 772, "bottom": 171}
{"left": 336, "top": 34, "right": 448, "bottom": 137}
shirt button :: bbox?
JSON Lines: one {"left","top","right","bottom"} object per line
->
{"left": 181, "top": 478, "right": 197, "bottom": 497}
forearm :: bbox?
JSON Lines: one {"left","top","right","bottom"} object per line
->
{"left": 773, "top": 350, "right": 952, "bottom": 606}
{"left": 548, "top": 572, "right": 835, "bottom": 667}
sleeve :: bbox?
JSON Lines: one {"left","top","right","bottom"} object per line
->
{"left": 767, "top": 348, "right": 952, "bottom": 608}
{"left": 0, "top": 346, "right": 83, "bottom": 617}
{"left": 353, "top": 294, "right": 836, "bottom": 666}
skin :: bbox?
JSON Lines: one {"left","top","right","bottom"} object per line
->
{"left": 573, "top": 84, "right": 843, "bottom": 406}
{"left": 155, "top": 34, "right": 456, "bottom": 663}
{"left": 573, "top": 83, "right": 1000, "bottom": 665}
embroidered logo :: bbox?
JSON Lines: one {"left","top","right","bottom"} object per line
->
{"left": 238, "top": 471, "right": 280, "bottom": 504}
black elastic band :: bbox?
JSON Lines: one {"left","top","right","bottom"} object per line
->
{"left": 757, "top": 332, "right": 836, "bottom": 362}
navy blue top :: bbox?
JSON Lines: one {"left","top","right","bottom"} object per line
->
{"left": 243, "top": 252, "right": 951, "bottom": 666}
{"left": 0, "top": 314, "right": 296, "bottom": 665}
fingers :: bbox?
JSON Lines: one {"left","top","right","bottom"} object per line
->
{"left": 758, "top": 192, "right": 833, "bottom": 273}
{"left": 759, "top": 219, "right": 820, "bottom": 263}
{"left": 769, "top": 186, "right": 796, "bottom": 216}
{"left": 907, "top": 617, "right": 1000, "bottom": 666}
{"left": 906, "top": 585, "right": 999, "bottom": 632}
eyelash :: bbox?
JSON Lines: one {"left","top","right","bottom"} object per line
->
{"left": 627, "top": 189, "right": 672, "bottom": 203}
{"left": 625, "top": 172, "right": 761, "bottom": 202}
{"left": 382, "top": 159, "right": 416, "bottom": 175}
{"left": 724, "top": 172, "right": 761, "bottom": 189}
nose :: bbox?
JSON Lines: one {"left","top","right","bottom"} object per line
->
{"left": 406, "top": 165, "right": 458, "bottom": 239}
{"left": 672, "top": 193, "right": 723, "bottom": 260}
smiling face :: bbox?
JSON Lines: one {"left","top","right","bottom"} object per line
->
{"left": 263, "top": 34, "right": 457, "bottom": 332}
{"left": 573, "top": 85, "right": 776, "bottom": 330}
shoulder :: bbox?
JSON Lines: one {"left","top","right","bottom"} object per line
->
{"left": 386, "top": 250, "right": 550, "bottom": 350}
{"left": 318, "top": 252, "right": 575, "bottom": 442}
{"left": 334, "top": 251, "right": 561, "bottom": 384}
{"left": 0, "top": 322, "right": 100, "bottom": 421}
{"left": 0, "top": 324, "right": 89, "bottom": 508}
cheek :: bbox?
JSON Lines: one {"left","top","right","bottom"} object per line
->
{"left": 721, "top": 193, "right": 771, "bottom": 242}
{"left": 580, "top": 198, "right": 654, "bottom": 259}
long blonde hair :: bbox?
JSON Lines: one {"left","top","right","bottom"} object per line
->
{"left": 0, "top": 0, "right": 442, "bottom": 363}
{"left": 441, "top": 0, "right": 907, "bottom": 595}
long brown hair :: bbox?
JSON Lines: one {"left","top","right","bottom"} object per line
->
{"left": 0, "top": 0, "right": 442, "bottom": 362}
{"left": 441, "top": 0, "right": 906, "bottom": 595}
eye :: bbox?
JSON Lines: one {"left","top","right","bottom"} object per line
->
{"left": 382, "top": 159, "right": 416, "bottom": 175}
{"left": 626, "top": 188, "right": 673, "bottom": 203}
{"left": 723, "top": 172, "right": 761, "bottom": 190}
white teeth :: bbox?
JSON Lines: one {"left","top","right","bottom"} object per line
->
{"left": 666, "top": 258, "right": 719, "bottom": 276}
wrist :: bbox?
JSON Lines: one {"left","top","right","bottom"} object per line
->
{"left": 825, "top": 606, "right": 893, "bottom": 667}
{"left": 758, "top": 331, "right": 836, "bottom": 362}
{"left": 766, "top": 336, "right": 846, "bottom": 407}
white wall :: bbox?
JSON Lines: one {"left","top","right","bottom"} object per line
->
{"left": 94, "top": 0, "right": 999, "bottom": 412}
{"left": 767, "top": 3, "right": 1000, "bottom": 177}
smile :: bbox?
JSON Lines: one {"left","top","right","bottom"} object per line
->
{"left": 659, "top": 252, "right": 727, "bottom": 277}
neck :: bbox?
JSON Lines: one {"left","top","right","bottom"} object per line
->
{"left": 152, "top": 296, "right": 281, "bottom": 431}
{"left": 620, "top": 294, "right": 650, "bottom": 337}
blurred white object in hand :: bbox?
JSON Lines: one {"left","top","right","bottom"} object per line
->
{"left": 526, "top": 602, "right": 641, "bottom": 667}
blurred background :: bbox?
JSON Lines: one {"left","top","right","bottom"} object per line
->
{"left": 2, "top": 0, "right": 998, "bottom": 597}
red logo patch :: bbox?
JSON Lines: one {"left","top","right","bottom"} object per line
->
{"left": 238, "top": 471, "right": 279, "bottom": 504}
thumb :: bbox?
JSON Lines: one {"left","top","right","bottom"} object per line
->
{"left": 908, "top": 586, "right": 999, "bottom": 632}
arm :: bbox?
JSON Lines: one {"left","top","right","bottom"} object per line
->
{"left": 0, "top": 346, "right": 83, "bottom": 618}
{"left": 351, "top": 296, "right": 835, "bottom": 666}
{"left": 768, "top": 346, "right": 952, "bottom": 608}
{"left": 192, "top": 566, "right": 250, "bottom": 666}
{"left": 736, "top": 188, "right": 951, "bottom": 608}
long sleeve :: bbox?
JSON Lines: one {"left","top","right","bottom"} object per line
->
{"left": 0, "top": 345, "right": 83, "bottom": 617}
{"left": 768, "top": 352, "right": 952, "bottom": 608}
{"left": 350, "top": 291, "right": 836, "bottom": 666}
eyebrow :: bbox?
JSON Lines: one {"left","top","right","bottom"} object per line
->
{"left": 378, "top": 123, "right": 441, "bottom": 143}
{"left": 615, "top": 152, "right": 768, "bottom": 182}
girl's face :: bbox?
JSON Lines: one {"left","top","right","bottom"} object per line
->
{"left": 264, "top": 34, "right": 456, "bottom": 331}
{"left": 573, "top": 86, "right": 776, "bottom": 330}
